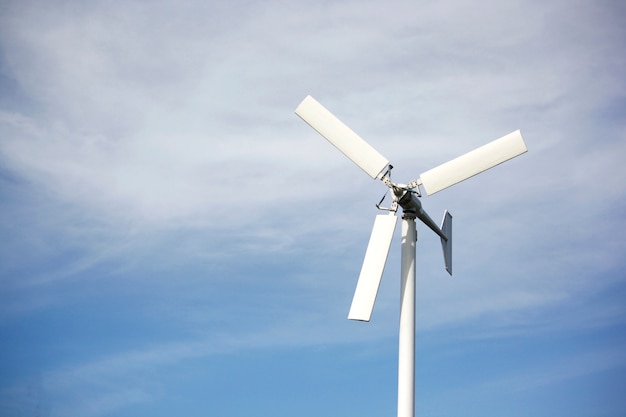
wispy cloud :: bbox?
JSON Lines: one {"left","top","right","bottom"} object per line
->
{"left": 0, "top": 0, "right": 623, "bottom": 324}
{"left": 1, "top": 0, "right": 625, "bottom": 415}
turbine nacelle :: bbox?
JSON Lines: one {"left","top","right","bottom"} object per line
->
{"left": 383, "top": 173, "right": 453, "bottom": 274}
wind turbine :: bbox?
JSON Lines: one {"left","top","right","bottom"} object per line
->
{"left": 295, "top": 95, "right": 527, "bottom": 417}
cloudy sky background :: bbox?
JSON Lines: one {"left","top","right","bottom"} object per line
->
{"left": 1, "top": 0, "right": 625, "bottom": 416}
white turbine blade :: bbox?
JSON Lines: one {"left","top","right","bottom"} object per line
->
{"left": 419, "top": 130, "right": 527, "bottom": 195}
{"left": 348, "top": 214, "right": 397, "bottom": 322}
{"left": 295, "top": 95, "right": 390, "bottom": 179}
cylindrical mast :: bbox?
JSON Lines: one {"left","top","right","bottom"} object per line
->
{"left": 398, "top": 212, "right": 416, "bottom": 417}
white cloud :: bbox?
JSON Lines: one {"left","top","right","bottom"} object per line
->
{"left": 1, "top": 2, "right": 625, "bottom": 416}
{"left": 0, "top": 1, "right": 625, "bottom": 402}
{"left": 1, "top": 0, "right": 623, "bottom": 297}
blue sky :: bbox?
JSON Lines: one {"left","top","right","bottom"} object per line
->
{"left": 1, "top": 0, "right": 625, "bottom": 416}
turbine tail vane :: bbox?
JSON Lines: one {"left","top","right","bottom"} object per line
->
{"left": 440, "top": 211, "right": 452, "bottom": 275}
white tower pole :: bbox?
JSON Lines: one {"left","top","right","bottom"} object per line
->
{"left": 398, "top": 213, "right": 417, "bottom": 417}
